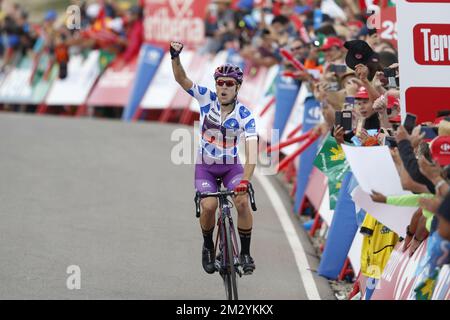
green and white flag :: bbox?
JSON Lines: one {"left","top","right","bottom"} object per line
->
{"left": 313, "top": 134, "right": 350, "bottom": 209}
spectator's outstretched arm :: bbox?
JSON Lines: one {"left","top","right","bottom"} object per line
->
{"left": 418, "top": 156, "right": 449, "bottom": 197}
{"left": 403, "top": 209, "right": 421, "bottom": 252}
{"left": 395, "top": 126, "right": 435, "bottom": 193}
{"left": 355, "top": 64, "right": 381, "bottom": 101}
{"left": 373, "top": 94, "right": 392, "bottom": 129}
{"left": 391, "top": 148, "right": 429, "bottom": 193}
{"left": 170, "top": 42, "right": 193, "bottom": 91}
{"left": 409, "top": 215, "right": 429, "bottom": 257}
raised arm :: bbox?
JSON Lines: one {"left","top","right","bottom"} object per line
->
{"left": 170, "top": 41, "right": 193, "bottom": 91}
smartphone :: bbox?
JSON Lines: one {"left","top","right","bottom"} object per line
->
{"left": 335, "top": 110, "right": 352, "bottom": 131}
{"left": 420, "top": 126, "right": 438, "bottom": 140}
{"left": 383, "top": 67, "right": 396, "bottom": 78}
{"left": 385, "top": 136, "right": 398, "bottom": 148}
{"left": 383, "top": 67, "right": 397, "bottom": 88}
{"left": 403, "top": 113, "right": 417, "bottom": 134}
{"left": 330, "top": 64, "right": 347, "bottom": 75}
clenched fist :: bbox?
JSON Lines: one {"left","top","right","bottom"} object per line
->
{"left": 170, "top": 41, "right": 183, "bottom": 60}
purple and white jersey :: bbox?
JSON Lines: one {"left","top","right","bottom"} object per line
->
{"left": 186, "top": 83, "right": 257, "bottom": 161}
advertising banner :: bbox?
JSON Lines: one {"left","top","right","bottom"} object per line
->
{"left": 371, "top": 241, "right": 428, "bottom": 299}
{"left": 378, "top": 6, "right": 398, "bottom": 48}
{"left": 87, "top": 57, "right": 138, "bottom": 107}
{"left": 45, "top": 51, "right": 101, "bottom": 106}
{"left": 293, "top": 97, "right": 321, "bottom": 213}
{"left": 143, "top": 0, "right": 209, "bottom": 48}
{"left": 432, "top": 265, "right": 450, "bottom": 300}
{"left": 253, "top": 65, "right": 279, "bottom": 143}
{"left": 279, "top": 83, "right": 309, "bottom": 157}
{"left": 397, "top": 0, "right": 450, "bottom": 122}
{"left": 122, "top": 44, "right": 164, "bottom": 121}
{"left": 272, "top": 73, "right": 300, "bottom": 142}
{"left": 141, "top": 51, "right": 194, "bottom": 109}
{"left": 318, "top": 171, "right": 359, "bottom": 279}
{"left": 169, "top": 53, "right": 210, "bottom": 109}
{"left": 0, "top": 55, "right": 57, "bottom": 104}
{"left": 238, "top": 65, "right": 269, "bottom": 111}
{"left": 304, "top": 167, "right": 328, "bottom": 211}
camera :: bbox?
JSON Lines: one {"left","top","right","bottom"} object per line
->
{"left": 403, "top": 113, "right": 417, "bottom": 134}
{"left": 329, "top": 64, "right": 347, "bottom": 75}
{"left": 383, "top": 68, "right": 397, "bottom": 88}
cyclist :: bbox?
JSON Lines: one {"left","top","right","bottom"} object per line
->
{"left": 170, "top": 41, "right": 258, "bottom": 275}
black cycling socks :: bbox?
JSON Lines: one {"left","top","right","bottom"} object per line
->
{"left": 202, "top": 226, "right": 215, "bottom": 250}
{"left": 238, "top": 227, "right": 252, "bottom": 255}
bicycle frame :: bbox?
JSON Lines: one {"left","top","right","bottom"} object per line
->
{"left": 214, "top": 194, "right": 240, "bottom": 276}
{"left": 194, "top": 183, "right": 257, "bottom": 300}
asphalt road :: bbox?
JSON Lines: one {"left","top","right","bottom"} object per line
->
{"left": 0, "top": 113, "right": 334, "bottom": 300}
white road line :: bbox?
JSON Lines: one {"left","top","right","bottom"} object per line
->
{"left": 254, "top": 171, "right": 322, "bottom": 300}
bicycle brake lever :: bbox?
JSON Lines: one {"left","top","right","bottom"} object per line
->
{"left": 248, "top": 183, "right": 257, "bottom": 212}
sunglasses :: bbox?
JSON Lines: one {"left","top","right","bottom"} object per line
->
{"left": 216, "top": 79, "right": 237, "bottom": 87}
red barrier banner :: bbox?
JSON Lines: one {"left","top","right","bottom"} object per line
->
{"left": 379, "top": 7, "right": 397, "bottom": 49}
{"left": 87, "top": 58, "right": 138, "bottom": 107}
{"left": 371, "top": 240, "right": 450, "bottom": 299}
{"left": 143, "top": 0, "right": 210, "bottom": 48}
{"left": 239, "top": 66, "right": 268, "bottom": 110}
{"left": 432, "top": 265, "right": 450, "bottom": 300}
{"left": 371, "top": 241, "right": 426, "bottom": 299}
{"left": 405, "top": 87, "right": 450, "bottom": 124}
{"left": 304, "top": 167, "right": 327, "bottom": 211}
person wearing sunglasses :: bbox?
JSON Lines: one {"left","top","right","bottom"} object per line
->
{"left": 170, "top": 41, "right": 258, "bottom": 275}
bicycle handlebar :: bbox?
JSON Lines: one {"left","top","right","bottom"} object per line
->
{"left": 194, "top": 183, "right": 257, "bottom": 218}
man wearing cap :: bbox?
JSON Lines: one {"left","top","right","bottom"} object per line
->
{"left": 333, "top": 86, "right": 379, "bottom": 145}
{"left": 354, "top": 86, "right": 380, "bottom": 130}
{"left": 310, "top": 36, "right": 347, "bottom": 109}
{"left": 319, "top": 36, "right": 345, "bottom": 68}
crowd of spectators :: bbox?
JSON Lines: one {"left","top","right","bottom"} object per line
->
{"left": 0, "top": 0, "right": 144, "bottom": 78}
{"left": 198, "top": 0, "right": 449, "bottom": 299}
{"left": 0, "top": 0, "right": 448, "bottom": 299}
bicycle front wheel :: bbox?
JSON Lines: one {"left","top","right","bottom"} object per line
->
{"left": 224, "top": 217, "right": 238, "bottom": 300}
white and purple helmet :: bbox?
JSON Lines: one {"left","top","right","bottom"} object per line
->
{"left": 214, "top": 64, "right": 244, "bottom": 84}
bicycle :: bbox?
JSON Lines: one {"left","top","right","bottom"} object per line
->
{"left": 194, "top": 178, "right": 257, "bottom": 300}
